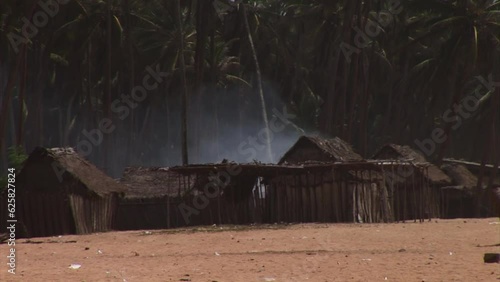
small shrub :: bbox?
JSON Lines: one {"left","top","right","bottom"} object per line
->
{"left": 0, "top": 146, "right": 28, "bottom": 193}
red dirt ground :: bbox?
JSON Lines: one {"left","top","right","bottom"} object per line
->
{"left": 1, "top": 218, "right": 499, "bottom": 282}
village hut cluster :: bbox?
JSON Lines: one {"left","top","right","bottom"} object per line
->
{"left": 1, "top": 136, "right": 498, "bottom": 238}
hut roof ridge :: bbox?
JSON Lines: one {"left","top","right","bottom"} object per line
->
{"left": 441, "top": 164, "right": 478, "bottom": 189}
{"left": 279, "top": 135, "right": 364, "bottom": 164}
{"left": 371, "top": 143, "right": 451, "bottom": 185}
{"left": 25, "top": 147, "right": 125, "bottom": 196}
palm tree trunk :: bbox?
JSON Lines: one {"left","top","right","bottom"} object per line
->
{"left": 346, "top": 2, "right": 365, "bottom": 144}
{"left": 0, "top": 0, "right": 38, "bottom": 153}
{"left": 336, "top": 0, "right": 358, "bottom": 139}
{"left": 0, "top": 46, "right": 24, "bottom": 153}
{"left": 34, "top": 48, "right": 47, "bottom": 149}
{"left": 16, "top": 48, "right": 27, "bottom": 147}
{"left": 194, "top": 0, "right": 208, "bottom": 89}
{"left": 103, "top": 0, "right": 113, "bottom": 171}
{"left": 241, "top": 3, "right": 273, "bottom": 162}
{"left": 322, "top": 47, "right": 341, "bottom": 135}
{"left": 175, "top": 0, "right": 189, "bottom": 165}
{"left": 193, "top": 0, "right": 210, "bottom": 163}
{"left": 124, "top": 0, "right": 135, "bottom": 164}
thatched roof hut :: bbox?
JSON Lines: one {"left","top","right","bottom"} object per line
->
{"left": 120, "top": 167, "right": 194, "bottom": 199}
{"left": 117, "top": 167, "right": 204, "bottom": 230}
{"left": 439, "top": 164, "right": 480, "bottom": 218}
{"left": 279, "top": 136, "right": 363, "bottom": 164}
{"left": 1, "top": 147, "right": 124, "bottom": 237}
{"left": 439, "top": 163, "right": 500, "bottom": 218}
{"left": 117, "top": 164, "right": 265, "bottom": 229}
{"left": 372, "top": 144, "right": 451, "bottom": 186}
{"left": 18, "top": 147, "right": 125, "bottom": 196}
{"left": 443, "top": 158, "right": 500, "bottom": 186}
{"left": 441, "top": 164, "right": 478, "bottom": 190}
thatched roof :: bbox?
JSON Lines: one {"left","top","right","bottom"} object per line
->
{"left": 170, "top": 162, "right": 385, "bottom": 182}
{"left": 120, "top": 167, "right": 196, "bottom": 199}
{"left": 279, "top": 136, "right": 363, "bottom": 164}
{"left": 372, "top": 144, "right": 451, "bottom": 185}
{"left": 441, "top": 164, "right": 478, "bottom": 190}
{"left": 372, "top": 144, "right": 427, "bottom": 162}
{"left": 20, "top": 147, "right": 125, "bottom": 197}
{"left": 443, "top": 158, "right": 500, "bottom": 184}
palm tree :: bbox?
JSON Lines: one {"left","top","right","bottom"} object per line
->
{"left": 406, "top": 0, "right": 500, "bottom": 162}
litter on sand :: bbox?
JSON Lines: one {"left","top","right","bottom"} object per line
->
{"left": 69, "top": 264, "right": 81, "bottom": 270}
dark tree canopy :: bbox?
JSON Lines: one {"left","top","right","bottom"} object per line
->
{"left": 0, "top": 0, "right": 499, "bottom": 177}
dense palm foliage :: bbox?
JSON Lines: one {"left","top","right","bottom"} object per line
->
{"left": 1, "top": 0, "right": 499, "bottom": 177}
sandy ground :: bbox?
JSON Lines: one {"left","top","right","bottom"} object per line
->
{"left": 1, "top": 218, "right": 499, "bottom": 282}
